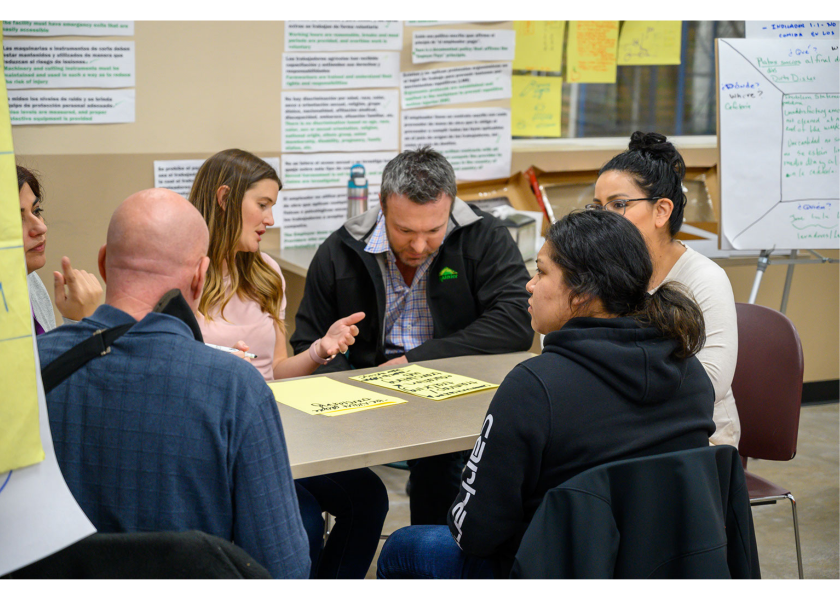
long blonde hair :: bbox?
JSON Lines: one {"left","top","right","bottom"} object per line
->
{"left": 189, "top": 149, "right": 285, "bottom": 331}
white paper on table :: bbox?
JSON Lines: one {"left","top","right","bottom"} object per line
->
{"left": 0, "top": 326, "right": 96, "bottom": 576}
{"left": 402, "top": 107, "right": 512, "bottom": 181}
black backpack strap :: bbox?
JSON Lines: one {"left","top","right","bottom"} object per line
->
{"left": 41, "top": 323, "right": 134, "bottom": 394}
{"left": 40, "top": 289, "right": 203, "bottom": 395}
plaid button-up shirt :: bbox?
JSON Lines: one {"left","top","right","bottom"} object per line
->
{"left": 365, "top": 212, "right": 439, "bottom": 358}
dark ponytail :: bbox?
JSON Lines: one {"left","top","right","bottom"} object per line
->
{"left": 600, "top": 131, "right": 687, "bottom": 237}
{"left": 546, "top": 210, "right": 705, "bottom": 358}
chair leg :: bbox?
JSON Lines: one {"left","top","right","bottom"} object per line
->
{"left": 786, "top": 493, "right": 804, "bottom": 579}
{"left": 323, "top": 513, "right": 331, "bottom": 543}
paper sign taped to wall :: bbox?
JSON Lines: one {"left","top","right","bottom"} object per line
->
{"left": 513, "top": 21, "right": 565, "bottom": 72}
{"left": 512, "top": 75, "right": 562, "bottom": 137}
{"left": 566, "top": 21, "right": 619, "bottom": 83}
{"left": 617, "top": 21, "right": 682, "bottom": 66}
{"left": 350, "top": 364, "right": 499, "bottom": 401}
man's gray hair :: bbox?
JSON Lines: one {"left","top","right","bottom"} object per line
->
{"left": 380, "top": 146, "right": 457, "bottom": 207}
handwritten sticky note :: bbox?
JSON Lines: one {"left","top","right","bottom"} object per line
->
{"left": 566, "top": 21, "right": 620, "bottom": 84}
{"left": 350, "top": 365, "right": 499, "bottom": 401}
{"left": 513, "top": 21, "right": 566, "bottom": 72}
{"left": 269, "top": 377, "right": 407, "bottom": 416}
{"left": 512, "top": 75, "right": 562, "bottom": 137}
{"left": 617, "top": 21, "right": 682, "bottom": 66}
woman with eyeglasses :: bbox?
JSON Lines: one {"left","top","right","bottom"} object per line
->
{"left": 586, "top": 131, "right": 740, "bottom": 448}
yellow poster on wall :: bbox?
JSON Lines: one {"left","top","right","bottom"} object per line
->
{"left": 0, "top": 29, "right": 45, "bottom": 473}
{"left": 513, "top": 21, "right": 566, "bottom": 72}
{"left": 566, "top": 21, "right": 620, "bottom": 84}
{"left": 512, "top": 75, "right": 562, "bottom": 138}
{"left": 617, "top": 21, "right": 683, "bottom": 66}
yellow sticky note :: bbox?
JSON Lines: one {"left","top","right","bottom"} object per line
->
{"left": 269, "top": 377, "right": 407, "bottom": 416}
{"left": 512, "top": 75, "right": 562, "bottom": 138}
{"left": 1, "top": 34, "right": 45, "bottom": 473}
{"left": 513, "top": 21, "right": 566, "bottom": 72}
{"left": 617, "top": 21, "right": 682, "bottom": 66}
{"left": 350, "top": 364, "right": 499, "bottom": 401}
{"left": 566, "top": 21, "right": 620, "bottom": 84}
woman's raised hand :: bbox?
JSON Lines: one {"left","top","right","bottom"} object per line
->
{"left": 54, "top": 256, "right": 102, "bottom": 321}
{"left": 318, "top": 312, "right": 365, "bottom": 359}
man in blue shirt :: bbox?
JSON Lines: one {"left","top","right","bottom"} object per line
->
{"left": 38, "top": 188, "right": 310, "bottom": 579}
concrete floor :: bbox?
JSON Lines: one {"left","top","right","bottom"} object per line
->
{"left": 364, "top": 402, "right": 839, "bottom": 579}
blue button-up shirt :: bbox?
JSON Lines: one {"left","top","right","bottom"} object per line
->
{"left": 37, "top": 304, "right": 310, "bottom": 579}
{"left": 364, "top": 212, "right": 438, "bottom": 358}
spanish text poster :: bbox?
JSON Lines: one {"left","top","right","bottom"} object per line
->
{"left": 566, "top": 21, "right": 619, "bottom": 84}
{"left": 2, "top": 21, "right": 134, "bottom": 37}
{"left": 279, "top": 186, "right": 381, "bottom": 248}
{"left": 412, "top": 30, "right": 516, "bottom": 64}
{"left": 617, "top": 21, "right": 682, "bottom": 66}
{"left": 8, "top": 89, "right": 135, "bottom": 125}
{"left": 154, "top": 157, "right": 281, "bottom": 198}
{"left": 350, "top": 364, "right": 499, "bottom": 401}
{"left": 405, "top": 21, "right": 471, "bottom": 27}
{"left": 282, "top": 52, "right": 399, "bottom": 90}
{"left": 401, "top": 63, "right": 512, "bottom": 109}
{"left": 3, "top": 41, "right": 135, "bottom": 89}
{"left": 402, "top": 108, "right": 512, "bottom": 181}
{"left": 746, "top": 21, "right": 838, "bottom": 40}
{"left": 281, "top": 90, "right": 399, "bottom": 153}
{"left": 269, "top": 377, "right": 406, "bottom": 416}
{"left": 281, "top": 152, "right": 395, "bottom": 190}
{"left": 513, "top": 21, "right": 565, "bottom": 72}
{"left": 512, "top": 75, "right": 562, "bottom": 137}
{"left": 285, "top": 21, "right": 402, "bottom": 52}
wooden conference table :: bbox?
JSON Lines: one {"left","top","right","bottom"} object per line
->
{"left": 278, "top": 352, "right": 533, "bottom": 479}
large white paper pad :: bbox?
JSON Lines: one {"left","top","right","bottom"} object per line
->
{"left": 281, "top": 152, "right": 395, "bottom": 190}
{"left": 154, "top": 157, "right": 281, "bottom": 199}
{"left": 745, "top": 21, "right": 838, "bottom": 40}
{"left": 718, "top": 38, "right": 839, "bottom": 250}
{"left": 0, "top": 328, "right": 96, "bottom": 576}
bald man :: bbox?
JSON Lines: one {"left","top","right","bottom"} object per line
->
{"left": 37, "top": 189, "right": 310, "bottom": 579}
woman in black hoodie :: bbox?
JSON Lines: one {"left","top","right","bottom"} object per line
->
{"left": 377, "top": 209, "right": 716, "bottom": 579}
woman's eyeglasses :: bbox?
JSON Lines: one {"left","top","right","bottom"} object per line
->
{"left": 585, "top": 197, "right": 661, "bottom": 215}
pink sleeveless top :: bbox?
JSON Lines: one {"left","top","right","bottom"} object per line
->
{"left": 197, "top": 253, "right": 286, "bottom": 381}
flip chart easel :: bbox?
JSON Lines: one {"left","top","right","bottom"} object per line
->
{"left": 748, "top": 249, "right": 838, "bottom": 311}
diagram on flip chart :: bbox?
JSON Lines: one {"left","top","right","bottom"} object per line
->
{"left": 718, "top": 38, "right": 839, "bottom": 250}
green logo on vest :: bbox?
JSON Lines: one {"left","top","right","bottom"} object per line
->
{"left": 439, "top": 267, "right": 458, "bottom": 281}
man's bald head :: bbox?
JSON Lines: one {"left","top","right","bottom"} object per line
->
{"left": 100, "top": 189, "right": 210, "bottom": 318}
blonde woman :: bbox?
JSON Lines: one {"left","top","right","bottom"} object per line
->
{"left": 189, "top": 149, "right": 387, "bottom": 578}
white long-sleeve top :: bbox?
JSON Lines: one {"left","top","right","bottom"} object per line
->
{"left": 654, "top": 244, "right": 741, "bottom": 448}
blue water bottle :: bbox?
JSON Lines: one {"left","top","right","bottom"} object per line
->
{"left": 347, "top": 164, "right": 368, "bottom": 219}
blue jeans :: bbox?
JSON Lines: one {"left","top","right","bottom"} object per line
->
{"left": 295, "top": 468, "right": 389, "bottom": 578}
{"left": 376, "top": 525, "right": 495, "bottom": 579}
